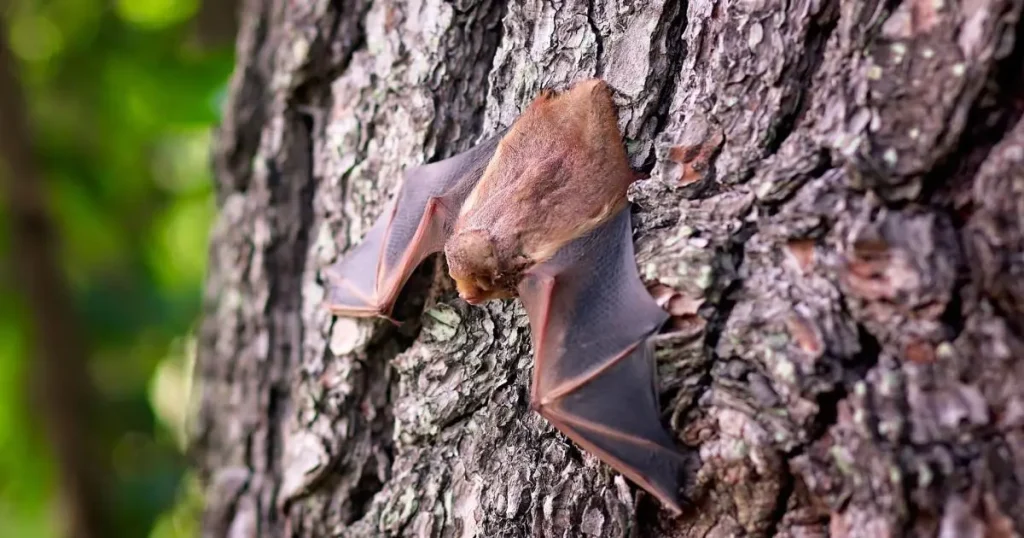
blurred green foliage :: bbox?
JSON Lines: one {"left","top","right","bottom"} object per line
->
{"left": 1, "top": 0, "right": 234, "bottom": 536}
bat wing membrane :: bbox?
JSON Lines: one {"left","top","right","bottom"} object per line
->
{"left": 518, "top": 205, "right": 685, "bottom": 513}
{"left": 325, "top": 134, "right": 503, "bottom": 318}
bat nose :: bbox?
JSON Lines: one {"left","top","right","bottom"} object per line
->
{"left": 458, "top": 287, "right": 485, "bottom": 304}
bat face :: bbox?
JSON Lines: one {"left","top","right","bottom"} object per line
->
{"left": 442, "top": 228, "right": 517, "bottom": 304}
{"left": 444, "top": 79, "right": 634, "bottom": 304}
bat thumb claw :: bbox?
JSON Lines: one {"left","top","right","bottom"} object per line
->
{"left": 527, "top": 396, "right": 543, "bottom": 413}
{"left": 379, "top": 314, "right": 402, "bottom": 327}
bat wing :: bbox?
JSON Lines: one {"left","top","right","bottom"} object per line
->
{"left": 518, "top": 204, "right": 685, "bottom": 514}
{"left": 325, "top": 134, "right": 502, "bottom": 318}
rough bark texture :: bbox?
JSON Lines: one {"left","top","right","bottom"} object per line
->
{"left": 194, "top": 0, "right": 1024, "bottom": 535}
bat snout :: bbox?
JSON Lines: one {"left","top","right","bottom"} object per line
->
{"left": 463, "top": 295, "right": 485, "bottom": 305}
{"left": 458, "top": 287, "right": 486, "bottom": 305}
{"left": 452, "top": 274, "right": 511, "bottom": 305}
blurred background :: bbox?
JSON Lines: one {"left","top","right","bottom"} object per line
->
{"left": 0, "top": 0, "right": 237, "bottom": 536}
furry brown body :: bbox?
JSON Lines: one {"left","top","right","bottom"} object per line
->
{"left": 444, "top": 80, "right": 634, "bottom": 303}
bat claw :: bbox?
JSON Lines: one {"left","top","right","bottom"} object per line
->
{"left": 380, "top": 313, "right": 402, "bottom": 327}
{"left": 528, "top": 397, "right": 543, "bottom": 413}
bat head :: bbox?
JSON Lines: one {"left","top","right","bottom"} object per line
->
{"left": 444, "top": 229, "right": 519, "bottom": 304}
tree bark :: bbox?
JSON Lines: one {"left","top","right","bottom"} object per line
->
{"left": 195, "top": 0, "right": 1024, "bottom": 535}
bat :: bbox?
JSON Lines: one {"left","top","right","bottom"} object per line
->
{"left": 324, "top": 79, "right": 687, "bottom": 513}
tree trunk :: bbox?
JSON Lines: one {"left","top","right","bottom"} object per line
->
{"left": 194, "top": 0, "right": 1024, "bottom": 535}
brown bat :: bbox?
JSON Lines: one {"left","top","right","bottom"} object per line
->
{"left": 324, "top": 79, "right": 687, "bottom": 513}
